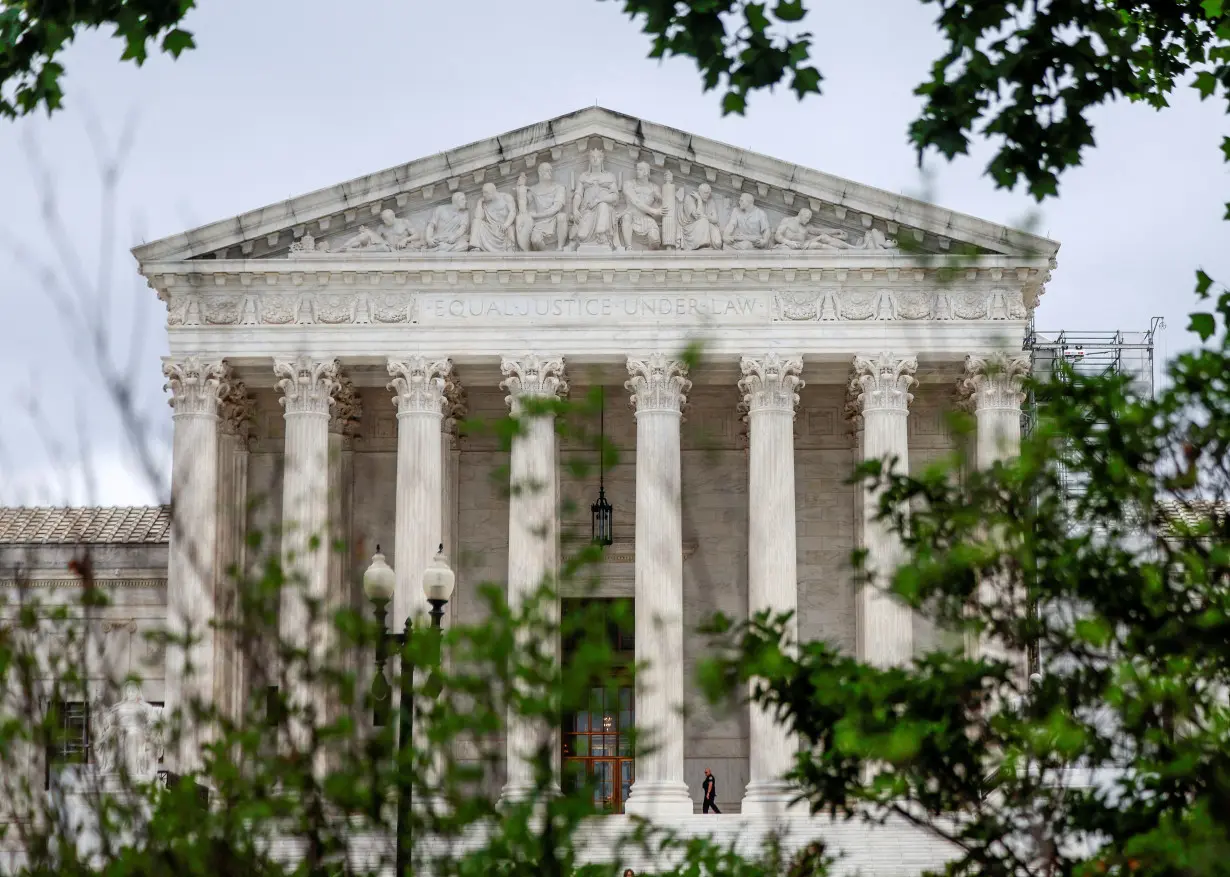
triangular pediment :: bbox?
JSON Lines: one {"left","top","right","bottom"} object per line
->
{"left": 132, "top": 107, "right": 1058, "bottom": 265}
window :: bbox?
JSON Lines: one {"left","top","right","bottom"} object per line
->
{"left": 46, "top": 700, "right": 90, "bottom": 788}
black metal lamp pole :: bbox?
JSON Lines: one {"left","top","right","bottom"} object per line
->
{"left": 364, "top": 545, "right": 454, "bottom": 877}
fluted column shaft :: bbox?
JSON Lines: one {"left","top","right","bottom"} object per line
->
{"left": 849, "top": 353, "right": 918, "bottom": 668}
{"left": 498, "top": 355, "right": 566, "bottom": 802}
{"left": 961, "top": 353, "right": 1030, "bottom": 666}
{"left": 387, "top": 358, "right": 451, "bottom": 626}
{"left": 276, "top": 356, "right": 338, "bottom": 743}
{"left": 623, "top": 354, "right": 693, "bottom": 817}
{"left": 215, "top": 381, "right": 253, "bottom": 723}
{"left": 740, "top": 354, "right": 804, "bottom": 814}
{"left": 164, "top": 356, "right": 229, "bottom": 772}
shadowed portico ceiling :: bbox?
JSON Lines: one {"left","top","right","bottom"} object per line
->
{"left": 131, "top": 107, "right": 1059, "bottom": 266}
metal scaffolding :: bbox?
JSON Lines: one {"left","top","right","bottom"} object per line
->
{"left": 1022, "top": 317, "right": 1164, "bottom": 677}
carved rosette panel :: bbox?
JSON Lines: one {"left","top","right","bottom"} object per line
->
{"left": 500, "top": 355, "right": 568, "bottom": 412}
{"left": 958, "top": 353, "right": 1030, "bottom": 412}
{"left": 739, "top": 354, "right": 804, "bottom": 416}
{"left": 275, "top": 356, "right": 339, "bottom": 416}
{"left": 329, "top": 373, "right": 363, "bottom": 435}
{"left": 163, "top": 357, "right": 230, "bottom": 417}
{"left": 847, "top": 353, "right": 918, "bottom": 416}
{"left": 626, "top": 353, "right": 691, "bottom": 414}
{"left": 218, "top": 380, "right": 256, "bottom": 439}
{"left": 388, "top": 356, "right": 454, "bottom": 417}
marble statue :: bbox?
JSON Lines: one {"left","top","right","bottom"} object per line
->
{"left": 340, "top": 209, "right": 422, "bottom": 252}
{"left": 93, "top": 683, "right": 164, "bottom": 778}
{"left": 290, "top": 232, "right": 328, "bottom": 253}
{"left": 723, "top": 193, "right": 771, "bottom": 250}
{"left": 569, "top": 148, "right": 620, "bottom": 250}
{"left": 619, "top": 161, "right": 665, "bottom": 250}
{"left": 514, "top": 163, "right": 569, "bottom": 251}
{"left": 774, "top": 208, "right": 853, "bottom": 250}
{"left": 425, "top": 192, "right": 471, "bottom": 252}
{"left": 676, "top": 183, "right": 723, "bottom": 251}
{"left": 470, "top": 182, "right": 517, "bottom": 253}
{"left": 858, "top": 227, "right": 899, "bottom": 250}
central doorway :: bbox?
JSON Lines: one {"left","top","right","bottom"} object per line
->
{"left": 561, "top": 598, "right": 634, "bottom": 813}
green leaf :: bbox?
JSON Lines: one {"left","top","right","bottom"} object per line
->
{"left": 1194, "top": 70, "right": 1218, "bottom": 99}
{"left": 1196, "top": 269, "right": 1214, "bottom": 298}
{"left": 1202, "top": 0, "right": 1224, "bottom": 17}
{"left": 1188, "top": 311, "right": 1216, "bottom": 340}
{"left": 774, "top": 0, "right": 806, "bottom": 22}
{"left": 162, "top": 28, "right": 195, "bottom": 57}
{"left": 721, "top": 91, "right": 747, "bottom": 115}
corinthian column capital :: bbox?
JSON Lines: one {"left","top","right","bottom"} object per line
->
{"left": 500, "top": 355, "right": 567, "bottom": 411}
{"left": 847, "top": 353, "right": 918, "bottom": 416}
{"left": 275, "top": 356, "right": 339, "bottom": 416}
{"left": 958, "top": 353, "right": 1030, "bottom": 412}
{"left": 163, "top": 357, "right": 230, "bottom": 417}
{"left": 388, "top": 356, "right": 453, "bottom": 417}
{"left": 739, "top": 354, "right": 804, "bottom": 416}
{"left": 626, "top": 354, "right": 691, "bottom": 414}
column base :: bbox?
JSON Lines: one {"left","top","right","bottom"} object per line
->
{"left": 623, "top": 781, "right": 695, "bottom": 818}
{"left": 498, "top": 781, "right": 560, "bottom": 808}
{"left": 741, "top": 781, "right": 802, "bottom": 817}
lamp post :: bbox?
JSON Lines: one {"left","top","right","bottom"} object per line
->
{"left": 363, "top": 544, "right": 455, "bottom": 877}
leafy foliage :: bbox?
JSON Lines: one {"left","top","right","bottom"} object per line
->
{"left": 0, "top": 0, "right": 196, "bottom": 118}
{"left": 702, "top": 287, "right": 1230, "bottom": 877}
{"left": 613, "top": 0, "right": 1230, "bottom": 200}
{"left": 609, "top": 0, "right": 821, "bottom": 115}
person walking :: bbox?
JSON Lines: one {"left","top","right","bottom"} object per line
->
{"left": 701, "top": 767, "right": 721, "bottom": 814}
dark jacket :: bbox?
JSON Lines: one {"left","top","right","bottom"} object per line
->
{"left": 702, "top": 774, "right": 716, "bottom": 801}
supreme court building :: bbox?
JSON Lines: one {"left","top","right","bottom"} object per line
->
{"left": 0, "top": 108, "right": 1056, "bottom": 869}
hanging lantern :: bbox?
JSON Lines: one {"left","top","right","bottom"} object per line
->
{"left": 591, "top": 387, "right": 615, "bottom": 547}
{"left": 591, "top": 486, "right": 613, "bottom": 547}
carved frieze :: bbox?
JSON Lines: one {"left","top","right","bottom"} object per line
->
{"left": 267, "top": 143, "right": 917, "bottom": 261}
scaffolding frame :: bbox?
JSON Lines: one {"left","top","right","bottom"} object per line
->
{"left": 1021, "top": 316, "right": 1163, "bottom": 675}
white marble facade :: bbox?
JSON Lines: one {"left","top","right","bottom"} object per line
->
{"left": 4, "top": 108, "right": 1053, "bottom": 858}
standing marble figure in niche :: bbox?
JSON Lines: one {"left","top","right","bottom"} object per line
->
{"left": 426, "top": 191, "right": 471, "bottom": 252}
{"left": 724, "top": 192, "right": 771, "bottom": 250}
{"left": 470, "top": 182, "right": 517, "bottom": 252}
{"left": 619, "top": 160, "right": 665, "bottom": 250}
{"left": 569, "top": 148, "right": 620, "bottom": 250}
{"left": 676, "top": 182, "right": 723, "bottom": 251}
{"left": 515, "top": 163, "right": 569, "bottom": 252}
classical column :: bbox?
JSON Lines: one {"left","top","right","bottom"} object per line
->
{"left": 441, "top": 384, "right": 466, "bottom": 629}
{"left": 959, "top": 353, "right": 1029, "bottom": 666}
{"left": 215, "top": 381, "right": 254, "bottom": 723}
{"left": 623, "top": 353, "right": 694, "bottom": 817}
{"left": 328, "top": 373, "right": 361, "bottom": 715}
{"left": 387, "top": 357, "right": 453, "bottom": 625}
{"left": 739, "top": 353, "right": 804, "bottom": 814}
{"left": 961, "top": 353, "right": 1029, "bottom": 469}
{"left": 499, "top": 354, "right": 566, "bottom": 803}
{"left": 163, "top": 356, "right": 229, "bottom": 771}
{"left": 847, "top": 353, "right": 918, "bottom": 668}
{"left": 275, "top": 355, "right": 338, "bottom": 741}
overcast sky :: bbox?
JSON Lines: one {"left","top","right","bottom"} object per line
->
{"left": 1, "top": 0, "right": 1226, "bottom": 507}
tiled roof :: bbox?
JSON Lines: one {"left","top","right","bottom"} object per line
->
{"left": 0, "top": 506, "right": 171, "bottom": 544}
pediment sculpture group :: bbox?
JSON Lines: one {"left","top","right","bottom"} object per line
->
{"left": 291, "top": 148, "right": 898, "bottom": 256}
